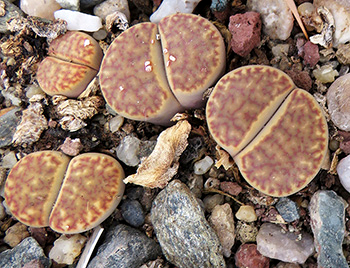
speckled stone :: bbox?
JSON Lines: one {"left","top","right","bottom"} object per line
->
{"left": 120, "top": 199, "right": 145, "bottom": 227}
{"left": 151, "top": 180, "right": 226, "bottom": 268}
{"left": 0, "top": 237, "right": 51, "bottom": 268}
{"left": 235, "top": 243, "right": 270, "bottom": 268}
{"left": 0, "top": 107, "right": 21, "bottom": 148}
{"left": 87, "top": 224, "right": 161, "bottom": 268}
{"left": 0, "top": 0, "right": 24, "bottom": 33}
{"left": 275, "top": 197, "right": 300, "bottom": 223}
{"left": 309, "top": 190, "right": 348, "bottom": 268}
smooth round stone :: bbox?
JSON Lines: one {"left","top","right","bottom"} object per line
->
{"left": 94, "top": 0, "right": 130, "bottom": 21}
{"left": 336, "top": 154, "right": 350, "bottom": 193}
{"left": 120, "top": 199, "right": 145, "bottom": 227}
{"left": 54, "top": 10, "right": 102, "bottom": 32}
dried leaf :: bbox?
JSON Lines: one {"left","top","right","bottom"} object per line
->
{"left": 123, "top": 120, "right": 191, "bottom": 188}
{"left": 53, "top": 96, "right": 104, "bottom": 132}
{"left": 329, "top": 148, "right": 341, "bottom": 175}
{"left": 7, "top": 16, "right": 67, "bottom": 42}
{"left": 12, "top": 102, "right": 48, "bottom": 147}
{"left": 214, "top": 145, "right": 234, "bottom": 170}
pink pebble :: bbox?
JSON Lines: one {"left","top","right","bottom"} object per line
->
{"left": 301, "top": 41, "right": 320, "bottom": 67}
{"left": 228, "top": 12, "right": 262, "bottom": 57}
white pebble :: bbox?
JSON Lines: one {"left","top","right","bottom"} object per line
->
{"left": 49, "top": 234, "right": 87, "bottom": 265}
{"left": 337, "top": 155, "right": 350, "bottom": 193}
{"left": 54, "top": 10, "right": 102, "bottom": 32}
{"left": 150, "top": 0, "right": 202, "bottom": 23}
{"left": 116, "top": 136, "right": 141, "bottom": 166}
{"left": 194, "top": 156, "right": 214, "bottom": 175}
{"left": 109, "top": 115, "right": 124, "bottom": 133}
{"left": 235, "top": 205, "right": 257, "bottom": 222}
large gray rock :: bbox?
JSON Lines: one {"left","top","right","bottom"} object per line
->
{"left": 151, "top": 179, "right": 226, "bottom": 268}
{"left": 0, "top": 107, "right": 21, "bottom": 148}
{"left": 256, "top": 223, "right": 314, "bottom": 264}
{"left": 0, "top": 0, "right": 23, "bottom": 33}
{"left": 0, "top": 237, "right": 51, "bottom": 268}
{"left": 309, "top": 190, "right": 348, "bottom": 268}
{"left": 87, "top": 224, "right": 161, "bottom": 268}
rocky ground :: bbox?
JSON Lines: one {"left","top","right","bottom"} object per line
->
{"left": 0, "top": 0, "right": 350, "bottom": 268}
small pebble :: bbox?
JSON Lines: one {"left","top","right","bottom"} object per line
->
{"left": 94, "top": 0, "right": 130, "bottom": 21}
{"left": 272, "top": 44, "right": 290, "bottom": 58}
{"left": 235, "top": 205, "right": 257, "bottom": 222}
{"left": 209, "top": 203, "right": 235, "bottom": 257}
{"left": 236, "top": 221, "right": 258, "bottom": 243}
{"left": 93, "top": 28, "right": 108, "bottom": 41}
{"left": 116, "top": 136, "right": 141, "bottom": 166}
{"left": 1, "top": 151, "right": 17, "bottom": 169}
{"left": 49, "top": 234, "right": 87, "bottom": 265}
{"left": 56, "top": 0, "right": 80, "bottom": 10}
{"left": 313, "top": 64, "right": 339, "bottom": 83}
{"left": 228, "top": 12, "right": 261, "bottom": 57}
{"left": 276, "top": 262, "right": 301, "bottom": 268}
{"left": 247, "top": 0, "right": 294, "bottom": 40}
{"left": 20, "top": 0, "right": 60, "bottom": 20}
{"left": 25, "top": 84, "right": 45, "bottom": 99}
{"left": 121, "top": 199, "right": 145, "bottom": 227}
{"left": 193, "top": 156, "right": 214, "bottom": 175}
{"left": 60, "top": 137, "right": 82, "bottom": 156}
{"left": 4, "top": 222, "right": 30, "bottom": 248}
{"left": 54, "top": 10, "right": 102, "bottom": 32}
{"left": 220, "top": 181, "right": 242, "bottom": 196}
{"left": 150, "top": 0, "right": 202, "bottom": 23}
{"left": 327, "top": 73, "right": 350, "bottom": 131}
{"left": 235, "top": 243, "right": 270, "bottom": 268}
{"left": 275, "top": 197, "right": 300, "bottom": 223}
{"left": 285, "top": 69, "right": 312, "bottom": 91}
{"left": 301, "top": 41, "right": 320, "bottom": 67}
{"left": 256, "top": 223, "right": 314, "bottom": 264}
{"left": 309, "top": 190, "right": 348, "bottom": 268}
{"left": 203, "top": 194, "right": 224, "bottom": 213}
{"left": 109, "top": 115, "right": 124, "bottom": 133}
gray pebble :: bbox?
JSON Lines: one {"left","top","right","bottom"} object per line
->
{"left": 87, "top": 224, "right": 161, "bottom": 268}
{"left": 0, "top": 107, "right": 21, "bottom": 148}
{"left": 309, "top": 190, "right": 348, "bottom": 268}
{"left": 275, "top": 197, "right": 300, "bottom": 223}
{"left": 151, "top": 180, "right": 226, "bottom": 268}
{"left": 121, "top": 199, "right": 145, "bottom": 227}
{"left": 0, "top": 237, "right": 51, "bottom": 268}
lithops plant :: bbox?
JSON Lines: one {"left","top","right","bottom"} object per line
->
{"left": 5, "top": 151, "right": 125, "bottom": 234}
{"left": 206, "top": 65, "right": 328, "bottom": 197}
{"left": 99, "top": 13, "right": 226, "bottom": 125}
{"left": 37, "top": 31, "right": 103, "bottom": 98}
